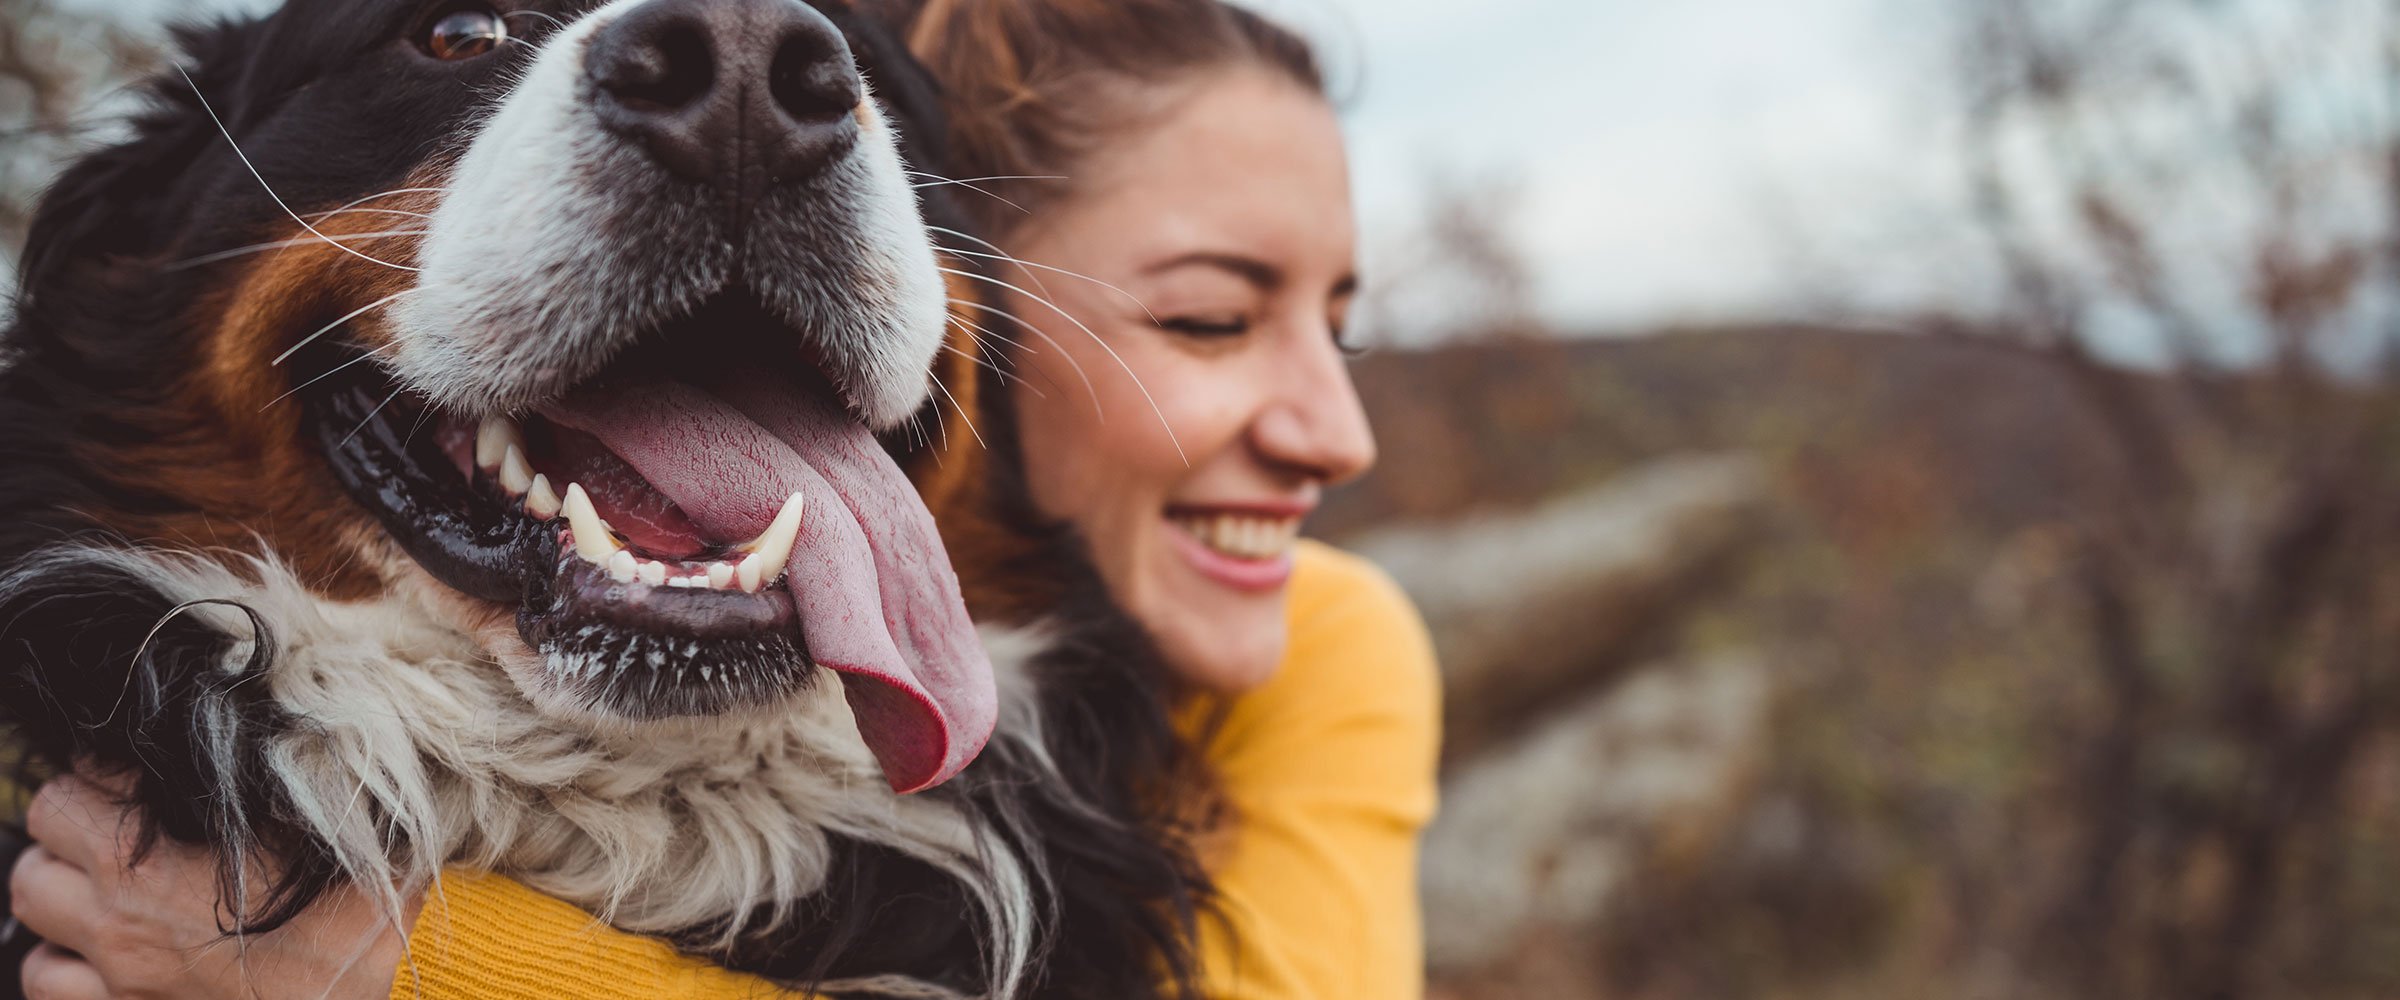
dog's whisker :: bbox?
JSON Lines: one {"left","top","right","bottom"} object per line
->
{"left": 943, "top": 343, "right": 1039, "bottom": 397}
{"left": 934, "top": 238, "right": 1160, "bottom": 325}
{"left": 947, "top": 308, "right": 1035, "bottom": 358}
{"left": 950, "top": 304, "right": 1084, "bottom": 412}
{"left": 315, "top": 186, "right": 448, "bottom": 215}
{"left": 932, "top": 226, "right": 1061, "bottom": 304}
{"left": 904, "top": 409, "right": 930, "bottom": 452}
{"left": 948, "top": 313, "right": 1066, "bottom": 400}
{"left": 906, "top": 171, "right": 1067, "bottom": 186}
{"left": 167, "top": 229, "right": 431, "bottom": 271}
{"left": 927, "top": 385, "right": 952, "bottom": 452}
{"left": 261, "top": 343, "right": 394, "bottom": 411}
{"left": 940, "top": 268, "right": 1188, "bottom": 465}
{"left": 177, "top": 66, "right": 422, "bottom": 273}
{"left": 337, "top": 387, "right": 406, "bottom": 449}
{"left": 904, "top": 171, "right": 1038, "bottom": 215}
{"left": 273, "top": 289, "right": 418, "bottom": 366}
{"left": 930, "top": 373, "right": 987, "bottom": 451}
{"left": 301, "top": 206, "right": 433, "bottom": 223}
{"left": 400, "top": 398, "right": 440, "bottom": 451}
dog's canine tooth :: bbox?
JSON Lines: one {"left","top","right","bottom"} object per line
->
{"left": 608, "top": 549, "right": 638, "bottom": 584}
{"left": 500, "top": 443, "right": 536, "bottom": 495}
{"left": 562, "top": 483, "right": 617, "bottom": 564}
{"left": 525, "top": 474, "right": 562, "bottom": 520}
{"left": 736, "top": 553, "right": 765, "bottom": 593}
{"left": 474, "top": 415, "right": 521, "bottom": 471}
{"left": 743, "top": 491, "right": 806, "bottom": 584}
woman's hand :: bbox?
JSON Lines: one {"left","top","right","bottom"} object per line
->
{"left": 8, "top": 773, "right": 413, "bottom": 1000}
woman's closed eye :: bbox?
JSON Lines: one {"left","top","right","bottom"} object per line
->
{"left": 1158, "top": 314, "right": 1252, "bottom": 338}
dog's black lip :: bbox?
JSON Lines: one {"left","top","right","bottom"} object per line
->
{"left": 308, "top": 362, "right": 527, "bottom": 603}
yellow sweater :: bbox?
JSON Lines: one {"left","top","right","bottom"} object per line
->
{"left": 391, "top": 541, "right": 1440, "bottom": 999}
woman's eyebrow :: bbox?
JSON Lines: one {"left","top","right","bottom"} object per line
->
{"left": 1142, "top": 251, "right": 1282, "bottom": 290}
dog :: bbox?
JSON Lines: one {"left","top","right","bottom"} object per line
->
{"left": 0, "top": 0, "right": 1208, "bottom": 996}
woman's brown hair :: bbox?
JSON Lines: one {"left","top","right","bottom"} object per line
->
{"left": 899, "top": 0, "right": 1326, "bottom": 240}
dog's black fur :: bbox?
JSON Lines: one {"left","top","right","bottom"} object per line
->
{"left": 0, "top": 2, "right": 1209, "bottom": 997}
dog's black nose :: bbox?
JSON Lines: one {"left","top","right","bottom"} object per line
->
{"left": 588, "top": 0, "right": 861, "bottom": 195}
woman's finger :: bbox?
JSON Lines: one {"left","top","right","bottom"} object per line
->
{"left": 7, "top": 846, "right": 98, "bottom": 953}
{"left": 19, "top": 942, "right": 108, "bottom": 1000}
{"left": 23, "top": 778, "right": 122, "bottom": 873}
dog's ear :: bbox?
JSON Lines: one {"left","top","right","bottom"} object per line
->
{"left": 16, "top": 19, "right": 262, "bottom": 301}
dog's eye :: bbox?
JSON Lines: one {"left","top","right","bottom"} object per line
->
{"left": 422, "top": 7, "right": 509, "bottom": 60}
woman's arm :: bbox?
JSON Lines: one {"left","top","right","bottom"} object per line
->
{"left": 7, "top": 775, "right": 800, "bottom": 1000}
{"left": 8, "top": 773, "right": 412, "bottom": 1000}
{"left": 393, "top": 872, "right": 805, "bottom": 1000}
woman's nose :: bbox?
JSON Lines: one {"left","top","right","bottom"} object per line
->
{"left": 1250, "top": 336, "right": 1377, "bottom": 485}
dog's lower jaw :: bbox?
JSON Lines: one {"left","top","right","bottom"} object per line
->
{"left": 32, "top": 543, "right": 1039, "bottom": 993}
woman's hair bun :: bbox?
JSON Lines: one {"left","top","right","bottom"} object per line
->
{"left": 887, "top": 0, "right": 1323, "bottom": 237}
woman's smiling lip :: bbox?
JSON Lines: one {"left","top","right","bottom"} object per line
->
{"left": 1163, "top": 498, "right": 1315, "bottom": 519}
{"left": 1161, "top": 498, "right": 1310, "bottom": 594}
{"left": 1164, "top": 517, "right": 1297, "bottom": 593}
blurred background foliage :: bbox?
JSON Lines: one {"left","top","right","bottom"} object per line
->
{"left": 6, "top": 0, "right": 2400, "bottom": 998}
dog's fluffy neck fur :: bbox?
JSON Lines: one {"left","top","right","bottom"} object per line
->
{"left": 27, "top": 543, "right": 1039, "bottom": 993}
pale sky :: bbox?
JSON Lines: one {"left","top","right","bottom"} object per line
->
{"left": 1246, "top": 0, "right": 1959, "bottom": 336}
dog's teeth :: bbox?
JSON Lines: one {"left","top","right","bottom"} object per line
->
{"left": 563, "top": 484, "right": 618, "bottom": 564}
{"left": 500, "top": 444, "right": 535, "bottom": 495}
{"left": 637, "top": 559, "right": 667, "bottom": 586}
{"left": 736, "top": 553, "right": 764, "bottom": 593}
{"left": 474, "top": 416, "right": 521, "bottom": 471}
{"left": 743, "top": 491, "right": 806, "bottom": 585}
{"left": 607, "top": 549, "right": 638, "bottom": 583}
{"left": 667, "top": 575, "right": 699, "bottom": 588}
{"left": 706, "top": 561, "right": 735, "bottom": 590}
{"left": 525, "top": 474, "right": 562, "bottom": 520}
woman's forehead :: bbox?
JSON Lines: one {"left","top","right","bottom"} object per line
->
{"left": 1067, "top": 69, "right": 1355, "bottom": 278}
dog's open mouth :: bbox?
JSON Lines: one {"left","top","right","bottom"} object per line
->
{"left": 298, "top": 290, "right": 987, "bottom": 792}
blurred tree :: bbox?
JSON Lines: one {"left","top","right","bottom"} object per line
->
{"left": 1947, "top": 0, "right": 2400, "bottom": 995}
{"left": 0, "top": 0, "right": 163, "bottom": 289}
{"left": 1359, "top": 168, "right": 1549, "bottom": 346}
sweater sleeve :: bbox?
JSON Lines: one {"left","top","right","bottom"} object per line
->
{"left": 389, "top": 871, "right": 803, "bottom": 1000}
{"left": 1188, "top": 541, "right": 1443, "bottom": 1000}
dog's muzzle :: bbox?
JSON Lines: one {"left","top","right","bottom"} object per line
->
{"left": 589, "top": 0, "right": 862, "bottom": 215}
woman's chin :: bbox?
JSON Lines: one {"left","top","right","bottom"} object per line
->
{"left": 1155, "top": 610, "right": 1288, "bottom": 694}
{"left": 1139, "top": 572, "right": 1284, "bottom": 693}
{"left": 1130, "top": 524, "right": 1298, "bottom": 692}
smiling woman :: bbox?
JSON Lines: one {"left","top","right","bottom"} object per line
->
{"left": 996, "top": 63, "right": 1378, "bottom": 692}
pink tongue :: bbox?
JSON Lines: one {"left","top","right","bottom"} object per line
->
{"left": 545, "top": 376, "right": 995, "bottom": 793}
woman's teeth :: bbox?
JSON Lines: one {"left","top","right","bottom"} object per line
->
{"left": 475, "top": 416, "right": 802, "bottom": 595}
{"left": 1172, "top": 511, "right": 1301, "bottom": 560}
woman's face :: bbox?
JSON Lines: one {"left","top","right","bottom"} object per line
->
{"left": 996, "top": 66, "right": 1375, "bottom": 693}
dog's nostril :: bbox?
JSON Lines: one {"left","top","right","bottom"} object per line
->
{"left": 594, "top": 20, "right": 712, "bottom": 113}
{"left": 770, "top": 26, "right": 860, "bottom": 125}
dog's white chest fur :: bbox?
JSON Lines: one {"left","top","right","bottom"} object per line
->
{"left": 98, "top": 546, "right": 1030, "bottom": 969}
